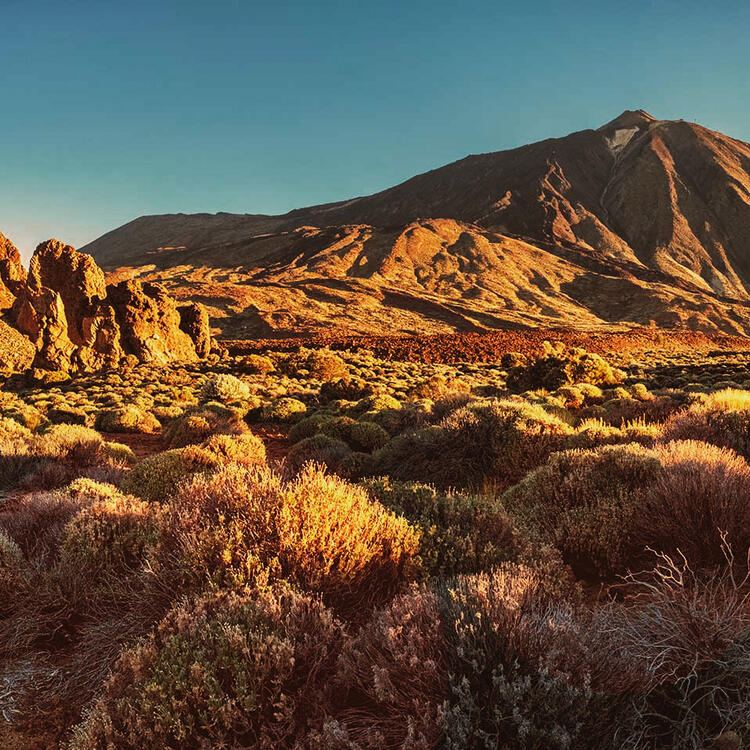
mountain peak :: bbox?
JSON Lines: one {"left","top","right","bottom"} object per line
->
{"left": 598, "top": 109, "right": 657, "bottom": 132}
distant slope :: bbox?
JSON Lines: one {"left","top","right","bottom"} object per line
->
{"left": 84, "top": 110, "right": 750, "bottom": 337}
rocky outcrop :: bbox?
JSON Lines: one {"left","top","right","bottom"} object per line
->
{"left": 26, "top": 239, "right": 107, "bottom": 344}
{"left": 107, "top": 280, "right": 200, "bottom": 364}
{"left": 179, "top": 302, "right": 211, "bottom": 357}
{"left": 0, "top": 231, "right": 26, "bottom": 310}
{"left": 0, "top": 318, "right": 35, "bottom": 373}
{"left": 3, "top": 235, "right": 212, "bottom": 373}
{"left": 13, "top": 286, "right": 76, "bottom": 371}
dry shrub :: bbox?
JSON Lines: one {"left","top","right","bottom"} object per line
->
{"left": 164, "top": 402, "right": 248, "bottom": 447}
{"left": 286, "top": 433, "right": 351, "bottom": 473}
{"left": 375, "top": 399, "right": 572, "bottom": 490}
{"left": 438, "top": 565, "right": 619, "bottom": 750}
{"left": 279, "top": 465, "right": 419, "bottom": 611}
{"left": 94, "top": 405, "right": 160, "bottom": 434}
{"left": 155, "top": 463, "right": 419, "bottom": 615}
{"left": 320, "top": 586, "right": 446, "bottom": 749}
{"left": 0, "top": 481, "right": 166, "bottom": 729}
{"left": 70, "top": 585, "right": 345, "bottom": 750}
{"left": 363, "top": 478, "right": 522, "bottom": 577}
{"left": 635, "top": 441, "right": 750, "bottom": 571}
{"left": 507, "top": 341, "right": 623, "bottom": 392}
{"left": 121, "top": 432, "right": 267, "bottom": 503}
{"left": 660, "top": 388, "right": 750, "bottom": 457}
{"left": 504, "top": 440, "right": 750, "bottom": 580}
{"left": 567, "top": 418, "right": 659, "bottom": 450}
{"left": 0, "top": 423, "right": 130, "bottom": 492}
{"left": 602, "top": 550, "right": 750, "bottom": 747}
{"left": 599, "top": 392, "right": 685, "bottom": 426}
{"left": 198, "top": 372, "right": 251, "bottom": 404}
{"left": 502, "top": 444, "right": 663, "bottom": 579}
{"left": 279, "top": 347, "right": 349, "bottom": 381}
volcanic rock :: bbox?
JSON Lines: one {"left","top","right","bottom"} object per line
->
{"left": 178, "top": 301, "right": 211, "bottom": 357}
{"left": 0, "top": 318, "right": 35, "bottom": 373}
{"left": 0, "top": 231, "right": 26, "bottom": 310}
{"left": 107, "top": 280, "right": 200, "bottom": 364}
{"left": 26, "top": 239, "right": 107, "bottom": 345}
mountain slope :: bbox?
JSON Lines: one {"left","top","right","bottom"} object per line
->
{"left": 84, "top": 110, "right": 750, "bottom": 337}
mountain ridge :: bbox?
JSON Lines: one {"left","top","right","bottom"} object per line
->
{"left": 82, "top": 110, "right": 750, "bottom": 338}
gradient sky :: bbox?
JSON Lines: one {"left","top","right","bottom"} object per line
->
{"left": 2, "top": 0, "right": 749, "bottom": 261}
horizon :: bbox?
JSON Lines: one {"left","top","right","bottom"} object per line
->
{"left": 3, "top": 0, "right": 749, "bottom": 262}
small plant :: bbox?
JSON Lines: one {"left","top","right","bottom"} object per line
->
{"left": 95, "top": 405, "right": 160, "bottom": 434}
{"left": 199, "top": 373, "right": 251, "bottom": 404}
{"left": 69, "top": 586, "right": 345, "bottom": 749}
{"left": 507, "top": 342, "right": 624, "bottom": 392}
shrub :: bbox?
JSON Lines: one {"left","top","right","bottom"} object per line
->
{"left": 242, "top": 353, "right": 275, "bottom": 374}
{"left": 603, "top": 553, "right": 750, "bottom": 748}
{"left": 120, "top": 446, "right": 216, "bottom": 503}
{"left": 438, "top": 566, "right": 619, "bottom": 750}
{"left": 58, "top": 489, "right": 161, "bottom": 583}
{"left": 155, "top": 464, "right": 419, "bottom": 614}
{"left": 504, "top": 440, "right": 750, "bottom": 578}
{"left": 566, "top": 418, "right": 659, "bottom": 449}
{"left": 199, "top": 432, "right": 267, "bottom": 468}
{"left": 406, "top": 374, "right": 470, "bottom": 401}
{"left": 47, "top": 405, "right": 88, "bottom": 425}
{"left": 288, "top": 412, "right": 333, "bottom": 443}
{"left": 94, "top": 405, "right": 160, "bottom": 434}
{"left": 502, "top": 444, "right": 662, "bottom": 578}
{"left": 0, "top": 528, "right": 25, "bottom": 606}
{"left": 660, "top": 388, "right": 750, "bottom": 457}
{"left": 321, "top": 587, "right": 446, "bottom": 748}
{"left": 286, "top": 434, "right": 351, "bottom": 473}
{"left": 337, "top": 450, "right": 377, "bottom": 481}
{"left": 279, "top": 465, "right": 419, "bottom": 611}
{"left": 507, "top": 342, "right": 623, "bottom": 392}
{"left": 279, "top": 347, "right": 348, "bottom": 381}
{"left": 635, "top": 440, "right": 750, "bottom": 571}
{"left": 349, "top": 420, "right": 390, "bottom": 452}
{"left": 70, "top": 586, "right": 345, "bottom": 749}
{"left": 349, "top": 393, "right": 401, "bottom": 416}
{"left": 319, "top": 415, "right": 357, "bottom": 442}
{"left": 375, "top": 399, "right": 572, "bottom": 490}
{"left": 364, "top": 478, "right": 521, "bottom": 577}
{"left": 320, "top": 377, "right": 374, "bottom": 402}
{"left": 164, "top": 405, "right": 247, "bottom": 447}
{"left": 198, "top": 373, "right": 251, "bottom": 404}
{"left": 260, "top": 397, "right": 307, "bottom": 422}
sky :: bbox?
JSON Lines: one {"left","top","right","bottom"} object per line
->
{"left": 2, "top": 0, "right": 749, "bottom": 262}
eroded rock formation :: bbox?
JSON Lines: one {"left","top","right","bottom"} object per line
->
{"left": 2, "top": 236, "right": 212, "bottom": 373}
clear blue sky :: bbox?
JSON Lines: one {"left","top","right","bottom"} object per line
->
{"left": 2, "top": 0, "right": 749, "bottom": 261}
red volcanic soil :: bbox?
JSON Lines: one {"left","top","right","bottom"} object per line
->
{"left": 224, "top": 327, "right": 750, "bottom": 364}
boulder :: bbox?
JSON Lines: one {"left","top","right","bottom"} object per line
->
{"left": 0, "top": 231, "right": 26, "bottom": 310}
{"left": 0, "top": 318, "right": 35, "bottom": 373}
{"left": 179, "top": 301, "right": 212, "bottom": 357}
{"left": 26, "top": 238, "right": 106, "bottom": 345}
{"left": 107, "top": 280, "right": 199, "bottom": 364}
{"left": 15, "top": 286, "right": 76, "bottom": 371}
{"left": 2, "top": 232, "right": 210, "bottom": 373}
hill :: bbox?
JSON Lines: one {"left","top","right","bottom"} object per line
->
{"left": 83, "top": 110, "right": 750, "bottom": 337}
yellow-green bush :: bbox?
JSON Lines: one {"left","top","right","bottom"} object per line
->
{"left": 198, "top": 373, "right": 251, "bottom": 404}
{"left": 364, "top": 478, "right": 521, "bottom": 577}
{"left": 375, "top": 399, "right": 572, "bottom": 490}
{"left": 70, "top": 586, "right": 344, "bottom": 749}
{"left": 95, "top": 405, "right": 160, "bottom": 434}
{"left": 507, "top": 342, "right": 624, "bottom": 392}
{"left": 155, "top": 463, "right": 419, "bottom": 613}
{"left": 660, "top": 388, "right": 750, "bottom": 457}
